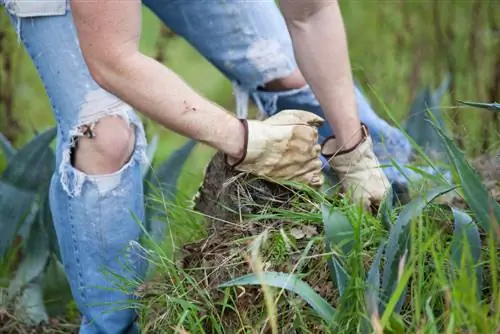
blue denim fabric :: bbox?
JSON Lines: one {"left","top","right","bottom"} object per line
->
{"left": 3, "top": 0, "right": 419, "bottom": 332}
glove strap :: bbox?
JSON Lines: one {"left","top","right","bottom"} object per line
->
{"left": 224, "top": 118, "right": 249, "bottom": 168}
{"left": 321, "top": 123, "right": 369, "bottom": 159}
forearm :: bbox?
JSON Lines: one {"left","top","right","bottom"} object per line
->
{"left": 281, "top": 1, "right": 361, "bottom": 149}
{"left": 95, "top": 52, "right": 244, "bottom": 158}
{"left": 70, "top": 0, "right": 244, "bottom": 158}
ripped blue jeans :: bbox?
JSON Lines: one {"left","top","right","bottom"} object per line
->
{"left": 3, "top": 0, "right": 414, "bottom": 333}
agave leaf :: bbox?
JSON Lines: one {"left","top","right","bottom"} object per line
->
{"left": 381, "top": 185, "right": 455, "bottom": 311}
{"left": 377, "top": 188, "right": 394, "bottom": 231}
{"left": 7, "top": 215, "right": 50, "bottom": 298}
{"left": 458, "top": 100, "right": 500, "bottom": 112}
{"left": 42, "top": 257, "right": 72, "bottom": 317}
{"left": 152, "top": 139, "right": 197, "bottom": 201}
{"left": 13, "top": 276, "right": 49, "bottom": 325}
{"left": 218, "top": 271, "right": 337, "bottom": 324}
{"left": 450, "top": 207, "right": 482, "bottom": 300}
{"left": 0, "top": 180, "right": 36, "bottom": 259}
{"left": 145, "top": 139, "right": 197, "bottom": 242}
{"left": 362, "top": 242, "right": 385, "bottom": 333}
{"left": 431, "top": 73, "right": 451, "bottom": 109}
{"left": 321, "top": 204, "right": 353, "bottom": 295}
{"left": 0, "top": 132, "right": 16, "bottom": 162}
{"left": 404, "top": 83, "right": 447, "bottom": 161}
{"left": 1, "top": 127, "right": 56, "bottom": 192}
{"left": 432, "top": 123, "right": 500, "bottom": 237}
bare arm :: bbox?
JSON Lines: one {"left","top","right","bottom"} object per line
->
{"left": 70, "top": 0, "right": 244, "bottom": 158}
{"left": 280, "top": 0, "right": 362, "bottom": 150}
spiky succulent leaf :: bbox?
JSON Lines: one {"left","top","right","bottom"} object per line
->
{"left": 13, "top": 276, "right": 49, "bottom": 325}
{"left": 458, "top": 100, "right": 500, "bottom": 111}
{"left": 321, "top": 204, "right": 353, "bottom": 295}
{"left": 450, "top": 207, "right": 482, "bottom": 300}
{"left": 0, "top": 180, "right": 36, "bottom": 259}
{"left": 377, "top": 187, "right": 394, "bottom": 231}
{"left": 0, "top": 132, "right": 16, "bottom": 162}
{"left": 381, "top": 185, "right": 455, "bottom": 312}
{"left": 404, "top": 77, "right": 449, "bottom": 161}
{"left": 432, "top": 123, "right": 500, "bottom": 237}
{"left": 363, "top": 242, "right": 385, "bottom": 333}
{"left": 219, "top": 271, "right": 337, "bottom": 325}
{"left": 1, "top": 127, "right": 56, "bottom": 192}
{"left": 8, "top": 215, "right": 50, "bottom": 298}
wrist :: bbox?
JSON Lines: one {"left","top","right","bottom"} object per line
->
{"left": 224, "top": 118, "right": 247, "bottom": 165}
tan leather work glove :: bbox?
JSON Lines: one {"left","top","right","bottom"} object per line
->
{"left": 321, "top": 124, "right": 391, "bottom": 211}
{"left": 226, "top": 109, "right": 325, "bottom": 188}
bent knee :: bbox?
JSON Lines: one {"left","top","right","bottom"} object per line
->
{"left": 262, "top": 68, "right": 307, "bottom": 91}
{"left": 73, "top": 116, "right": 135, "bottom": 175}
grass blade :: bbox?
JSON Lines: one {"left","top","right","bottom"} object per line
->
{"left": 145, "top": 139, "right": 197, "bottom": 242}
{"left": 457, "top": 100, "right": 500, "bottom": 112}
{"left": 433, "top": 123, "right": 500, "bottom": 237}
{"left": 1, "top": 127, "right": 56, "bottom": 192}
{"left": 381, "top": 185, "right": 455, "bottom": 311}
{"left": 218, "top": 271, "right": 337, "bottom": 325}
{"left": 141, "top": 134, "right": 159, "bottom": 178}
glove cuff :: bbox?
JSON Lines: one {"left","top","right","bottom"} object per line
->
{"left": 321, "top": 123, "right": 369, "bottom": 158}
{"left": 224, "top": 118, "right": 249, "bottom": 168}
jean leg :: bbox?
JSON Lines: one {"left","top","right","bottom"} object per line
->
{"left": 143, "top": 0, "right": 420, "bottom": 184}
{"left": 3, "top": 3, "right": 148, "bottom": 333}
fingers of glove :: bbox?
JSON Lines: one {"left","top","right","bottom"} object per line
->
{"left": 290, "top": 124, "right": 319, "bottom": 147}
{"left": 266, "top": 109, "right": 324, "bottom": 128}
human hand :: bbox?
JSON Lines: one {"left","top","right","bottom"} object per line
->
{"left": 226, "top": 109, "right": 325, "bottom": 188}
{"left": 321, "top": 124, "right": 391, "bottom": 211}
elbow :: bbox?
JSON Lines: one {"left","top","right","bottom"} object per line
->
{"left": 83, "top": 51, "right": 131, "bottom": 93}
{"left": 281, "top": 0, "right": 336, "bottom": 23}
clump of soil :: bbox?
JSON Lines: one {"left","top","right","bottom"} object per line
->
{"left": 170, "top": 151, "right": 337, "bottom": 331}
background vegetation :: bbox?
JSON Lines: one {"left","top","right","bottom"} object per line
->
{"left": 1, "top": 1, "right": 499, "bottom": 333}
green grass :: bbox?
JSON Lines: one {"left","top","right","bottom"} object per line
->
{"left": 1, "top": 1, "right": 499, "bottom": 333}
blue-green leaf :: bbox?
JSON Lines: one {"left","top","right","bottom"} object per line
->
{"left": 152, "top": 139, "right": 197, "bottom": 201}
{"left": 362, "top": 242, "right": 385, "bottom": 333}
{"left": 404, "top": 82, "right": 448, "bottom": 160}
{"left": 8, "top": 216, "right": 50, "bottom": 298}
{"left": 0, "top": 180, "right": 36, "bottom": 259}
{"left": 1, "top": 127, "right": 56, "bottom": 192}
{"left": 0, "top": 132, "right": 16, "bottom": 162}
{"left": 218, "top": 272, "right": 336, "bottom": 324}
{"left": 450, "top": 207, "right": 482, "bottom": 300}
{"left": 381, "top": 185, "right": 455, "bottom": 311}
{"left": 458, "top": 100, "right": 500, "bottom": 112}
{"left": 377, "top": 187, "right": 394, "bottom": 231}
{"left": 433, "top": 123, "right": 500, "bottom": 237}
{"left": 321, "top": 204, "right": 353, "bottom": 296}
{"left": 13, "top": 276, "right": 49, "bottom": 325}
